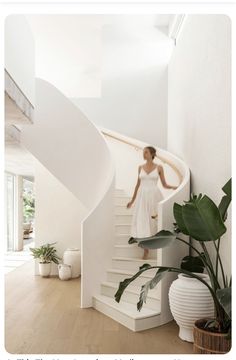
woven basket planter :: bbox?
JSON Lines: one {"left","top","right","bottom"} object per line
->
{"left": 193, "top": 319, "right": 231, "bottom": 354}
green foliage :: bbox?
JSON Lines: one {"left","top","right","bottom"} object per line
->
{"left": 30, "top": 242, "right": 61, "bottom": 264}
{"left": 115, "top": 178, "right": 232, "bottom": 335}
{"left": 181, "top": 254, "right": 205, "bottom": 273}
{"left": 23, "top": 190, "right": 35, "bottom": 222}
{"left": 131, "top": 230, "right": 177, "bottom": 249}
{"left": 174, "top": 194, "right": 226, "bottom": 241}
{"left": 218, "top": 178, "right": 232, "bottom": 221}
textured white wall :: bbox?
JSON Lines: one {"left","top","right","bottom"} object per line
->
{"left": 168, "top": 15, "right": 231, "bottom": 277}
{"left": 34, "top": 160, "right": 87, "bottom": 275}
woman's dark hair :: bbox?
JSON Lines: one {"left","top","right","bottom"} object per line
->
{"left": 145, "top": 146, "right": 157, "bottom": 160}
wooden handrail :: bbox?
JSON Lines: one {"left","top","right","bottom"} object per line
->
{"left": 102, "top": 130, "right": 183, "bottom": 185}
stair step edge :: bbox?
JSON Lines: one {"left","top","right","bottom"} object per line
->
{"left": 93, "top": 294, "right": 160, "bottom": 320}
{"left": 107, "top": 268, "right": 154, "bottom": 278}
{"left": 112, "top": 256, "right": 157, "bottom": 263}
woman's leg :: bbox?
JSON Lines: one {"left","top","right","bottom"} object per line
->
{"left": 142, "top": 248, "right": 149, "bottom": 260}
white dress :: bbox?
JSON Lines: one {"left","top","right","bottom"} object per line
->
{"left": 130, "top": 166, "right": 163, "bottom": 238}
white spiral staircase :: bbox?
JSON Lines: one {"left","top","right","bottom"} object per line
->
{"left": 5, "top": 14, "right": 190, "bottom": 332}
{"left": 6, "top": 75, "right": 190, "bottom": 332}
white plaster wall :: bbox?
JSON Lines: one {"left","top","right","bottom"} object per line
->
{"left": 168, "top": 15, "right": 231, "bottom": 277}
{"left": 72, "top": 26, "right": 174, "bottom": 148}
{"left": 5, "top": 15, "right": 35, "bottom": 105}
{"left": 34, "top": 160, "right": 87, "bottom": 275}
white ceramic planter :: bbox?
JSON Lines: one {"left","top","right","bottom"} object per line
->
{"left": 39, "top": 262, "right": 51, "bottom": 277}
{"left": 63, "top": 248, "right": 81, "bottom": 278}
{"left": 169, "top": 273, "right": 215, "bottom": 342}
{"left": 58, "top": 264, "right": 72, "bottom": 281}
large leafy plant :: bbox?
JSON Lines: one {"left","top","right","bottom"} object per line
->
{"left": 30, "top": 242, "right": 61, "bottom": 264}
{"left": 115, "top": 179, "right": 231, "bottom": 334}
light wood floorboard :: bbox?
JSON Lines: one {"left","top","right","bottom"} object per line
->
{"left": 5, "top": 260, "right": 194, "bottom": 354}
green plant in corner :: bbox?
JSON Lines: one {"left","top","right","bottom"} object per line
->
{"left": 30, "top": 242, "right": 61, "bottom": 264}
{"left": 114, "top": 178, "right": 231, "bottom": 337}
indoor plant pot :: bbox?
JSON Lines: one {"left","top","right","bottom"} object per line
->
{"left": 30, "top": 242, "right": 61, "bottom": 278}
{"left": 193, "top": 318, "right": 231, "bottom": 354}
{"left": 115, "top": 179, "right": 232, "bottom": 354}
{"left": 169, "top": 273, "right": 214, "bottom": 342}
{"left": 38, "top": 262, "right": 51, "bottom": 277}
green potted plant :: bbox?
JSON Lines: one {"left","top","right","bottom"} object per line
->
{"left": 115, "top": 179, "right": 231, "bottom": 354}
{"left": 30, "top": 242, "right": 61, "bottom": 277}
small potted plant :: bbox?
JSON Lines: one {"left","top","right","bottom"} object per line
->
{"left": 30, "top": 242, "right": 61, "bottom": 277}
{"left": 115, "top": 179, "right": 231, "bottom": 354}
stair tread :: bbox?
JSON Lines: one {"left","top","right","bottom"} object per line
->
{"left": 112, "top": 256, "right": 156, "bottom": 263}
{"left": 101, "top": 281, "right": 160, "bottom": 299}
{"left": 93, "top": 294, "right": 160, "bottom": 319}
{"left": 115, "top": 234, "right": 130, "bottom": 237}
{"left": 115, "top": 223, "right": 131, "bottom": 226}
{"left": 107, "top": 268, "right": 154, "bottom": 278}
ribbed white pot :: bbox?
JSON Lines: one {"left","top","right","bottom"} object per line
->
{"left": 169, "top": 273, "right": 215, "bottom": 342}
{"left": 63, "top": 248, "right": 81, "bottom": 278}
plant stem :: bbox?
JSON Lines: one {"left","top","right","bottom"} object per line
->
{"left": 213, "top": 239, "right": 226, "bottom": 288}
{"left": 176, "top": 237, "right": 221, "bottom": 290}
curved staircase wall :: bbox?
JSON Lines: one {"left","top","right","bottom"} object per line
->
{"left": 21, "top": 78, "right": 112, "bottom": 210}
{"left": 20, "top": 79, "right": 115, "bottom": 308}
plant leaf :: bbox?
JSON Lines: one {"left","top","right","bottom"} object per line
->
{"left": 115, "top": 267, "right": 150, "bottom": 303}
{"left": 216, "top": 287, "right": 231, "bottom": 319}
{"left": 181, "top": 255, "right": 205, "bottom": 273}
{"left": 135, "top": 230, "right": 177, "bottom": 249}
{"left": 218, "top": 178, "right": 232, "bottom": 222}
{"left": 182, "top": 195, "right": 226, "bottom": 241}
{"left": 173, "top": 203, "right": 189, "bottom": 235}
{"left": 137, "top": 268, "right": 169, "bottom": 311}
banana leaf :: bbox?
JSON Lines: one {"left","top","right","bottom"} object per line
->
{"left": 175, "top": 194, "right": 226, "bottom": 241}
{"left": 218, "top": 178, "right": 232, "bottom": 222}
{"left": 173, "top": 203, "right": 189, "bottom": 235}
{"left": 216, "top": 287, "right": 231, "bottom": 319}
{"left": 135, "top": 230, "right": 177, "bottom": 249}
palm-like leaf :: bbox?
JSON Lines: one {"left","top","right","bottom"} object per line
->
{"left": 174, "top": 194, "right": 226, "bottom": 241}
{"left": 216, "top": 287, "right": 231, "bottom": 320}
{"left": 218, "top": 178, "right": 232, "bottom": 221}
{"left": 30, "top": 242, "right": 61, "bottom": 264}
{"left": 133, "top": 230, "right": 177, "bottom": 250}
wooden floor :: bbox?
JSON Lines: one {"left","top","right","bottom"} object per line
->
{"left": 5, "top": 260, "right": 194, "bottom": 355}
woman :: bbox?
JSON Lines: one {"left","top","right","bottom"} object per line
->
{"left": 127, "top": 146, "right": 178, "bottom": 260}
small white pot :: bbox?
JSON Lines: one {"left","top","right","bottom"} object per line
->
{"left": 58, "top": 264, "right": 72, "bottom": 281}
{"left": 169, "top": 273, "right": 215, "bottom": 342}
{"left": 38, "top": 262, "right": 51, "bottom": 277}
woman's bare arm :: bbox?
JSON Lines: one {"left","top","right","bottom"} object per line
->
{"left": 158, "top": 165, "right": 178, "bottom": 190}
{"left": 127, "top": 166, "right": 141, "bottom": 208}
